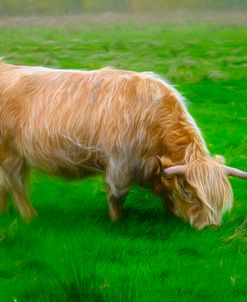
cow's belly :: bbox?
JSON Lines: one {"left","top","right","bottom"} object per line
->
{"left": 16, "top": 133, "right": 106, "bottom": 177}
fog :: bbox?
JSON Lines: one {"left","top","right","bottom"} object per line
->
{"left": 0, "top": 0, "right": 246, "bottom": 16}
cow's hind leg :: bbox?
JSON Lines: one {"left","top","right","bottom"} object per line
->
{"left": 0, "top": 154, "right": 37, "bottom": 222}
{"left": 105, "top": 158, "right": 132, "bottom": 221}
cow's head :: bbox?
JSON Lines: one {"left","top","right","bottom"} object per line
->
{"left": 155, "top": 156, "right": 247, "bottom": 229}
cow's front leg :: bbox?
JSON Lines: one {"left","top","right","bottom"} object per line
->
{"left": 105, "top": 158, "right": 132, "bottom": 221}
{"left": 107, "top": 191, "right": 124, "bottom": 221}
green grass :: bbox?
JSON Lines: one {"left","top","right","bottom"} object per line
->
{"left": 0, "top": 17, "right": 247, "bottom": 302}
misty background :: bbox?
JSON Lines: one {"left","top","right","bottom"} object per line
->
{"left": 0, "top": 0, "right": 247, "bottom": 16}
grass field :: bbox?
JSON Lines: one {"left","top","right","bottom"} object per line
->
{"left": 0, "top": 14, "right": 247, "bottom": 302}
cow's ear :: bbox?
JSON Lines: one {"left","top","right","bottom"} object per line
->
{"left": 156, "top": 156, "right": 173, "bottom": 174}
{"left": 156, "top": 156, "right": 163, "bottom": 174}
{"left": 156, "top": 156, "right": 186, "bottom": 177}
{"left": 161, "top": 157, "right": 174, "bottom": 168}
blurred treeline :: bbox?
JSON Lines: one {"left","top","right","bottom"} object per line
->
{"left": 0, "top": 0, "right": 246, "bottom": 16}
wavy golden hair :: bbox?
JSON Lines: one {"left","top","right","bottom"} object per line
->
{"left": 0, "top": 62, "right": 245, "bottom": 228}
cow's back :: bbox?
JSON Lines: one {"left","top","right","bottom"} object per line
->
{"left": 0, "top": 63, "right": 169, "bottom": 176}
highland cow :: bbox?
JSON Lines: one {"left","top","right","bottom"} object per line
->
{"left": 0, "top": 62, "right": 246, "bottom": 229}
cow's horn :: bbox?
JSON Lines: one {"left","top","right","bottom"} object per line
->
{"left": 162, "top": 165, "right": 187, "bottom": 176}
{"left": 225, "top": 166, "right": 247, "bottom": 179}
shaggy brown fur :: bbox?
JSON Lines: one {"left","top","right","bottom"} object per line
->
{"left": 0, "top": 62, "right": 245, "bottom": 228}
